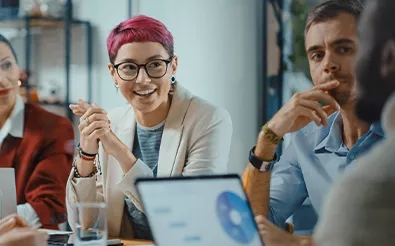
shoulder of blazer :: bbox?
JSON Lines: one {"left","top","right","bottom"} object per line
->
{"left": 107, "top": 105, "right": 134, "bottom": 130}
{"left": 173, "top": 84, "right": 232, "bottom": 130}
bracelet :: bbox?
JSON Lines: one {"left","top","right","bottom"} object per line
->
{"left": 72, "top": 158, "right": 97, "bottom": 178}
{"left": 80, "top": 155, "right": 96, "bottom": 161}
{"left": 77, "top": 143, "right": 97, "bottom": 157}
{"left": 261, "top": 123, "right": 284, "bottom": 145}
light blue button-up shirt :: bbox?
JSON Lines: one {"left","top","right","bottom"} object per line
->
{"left": 268, "top": 112, "right": 384, "bottom": 228}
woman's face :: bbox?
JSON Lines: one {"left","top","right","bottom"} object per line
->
{"left": 0, "top": 42, "right": 19, "bottom": 107}
{"left": 108, "top": 42, "right": 178, "bottom": 114}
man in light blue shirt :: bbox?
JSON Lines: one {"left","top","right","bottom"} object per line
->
{"left": 243, "top": 0, "right": 382, "bottom": 244}
{"left": 268, "top": 112, "right": 383, "bottom": 226}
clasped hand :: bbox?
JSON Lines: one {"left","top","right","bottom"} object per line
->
{"left": 69, "top": 99, "right": 120, "bottom": 156}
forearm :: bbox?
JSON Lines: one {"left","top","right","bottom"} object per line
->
{"left": 243, "top": 133, "right": 279, "bottom": 218}
{"left": 113, "top": 143, "right": 137, "bottom": 174}
{"left": 100, "top": 132, "right": 137, "bottom": 174}
{"left": 243, "top": 165, "right": 271, "bottom": 217}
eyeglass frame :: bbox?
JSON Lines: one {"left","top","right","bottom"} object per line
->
{"left": 112, "top": 56, "right": 174, "bottom": 81}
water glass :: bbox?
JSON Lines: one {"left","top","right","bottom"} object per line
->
{"left": 73, "top": 202, "right": 107, "bottom": 246}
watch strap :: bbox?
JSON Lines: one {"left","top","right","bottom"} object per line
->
{"left": 248, "top": 146, "right": 275, "bottom": 172}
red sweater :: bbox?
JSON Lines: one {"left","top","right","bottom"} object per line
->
{"left": 0, "top": 103, "right": 74, "bottom": 229}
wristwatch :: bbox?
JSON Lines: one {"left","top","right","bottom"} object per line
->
{"left": 248, "top": 146, "right": 275, "bottom": 172}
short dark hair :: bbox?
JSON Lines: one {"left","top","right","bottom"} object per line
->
{"left": 0, "top": 34, "right": 18, "bottom": 62}
{"left": 305, "top": 0, "right": 364, "bottom": 37}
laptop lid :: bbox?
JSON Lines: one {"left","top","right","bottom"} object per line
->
{"left": 135, "top": 174, "right": 264, "bottom": 246}
{"left": 0, "top": 168, "right": 17, "bottom": 219}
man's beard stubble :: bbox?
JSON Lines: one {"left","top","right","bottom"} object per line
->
{"left": 329, "top": 89, "right": 354, "bottom": 107}
{"left": 325, "top": 73, "right": 355, "bottom": 107}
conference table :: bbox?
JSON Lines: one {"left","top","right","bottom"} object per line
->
{"left": 121, "top": 239, "right": 154, "bottom": 245}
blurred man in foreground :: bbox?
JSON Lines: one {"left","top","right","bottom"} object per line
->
{"left": 315, "top": 0, "right": 395, "bottom": 245}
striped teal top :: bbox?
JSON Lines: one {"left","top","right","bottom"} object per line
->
{"left": 124, "top": 120, "right": 165, "bottom": 240}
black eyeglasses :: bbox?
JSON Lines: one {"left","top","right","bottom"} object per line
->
{"left": 112, "top": 57, "right": 173, "bottom": 81}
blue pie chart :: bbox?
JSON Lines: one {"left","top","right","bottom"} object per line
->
{"left": 216, "top": 191, "right": 257, "bottom": 244}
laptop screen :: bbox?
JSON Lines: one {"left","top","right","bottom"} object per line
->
{"left": 0, "top": 168, "right": 17, "bottom": 219}
{"left": 135, "top": 175, "right": 263, "bottom": 246}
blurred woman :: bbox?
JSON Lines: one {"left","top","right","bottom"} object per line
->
{"left": 66, "top": 15, "right": 233, "bottom": 239}
{"left": 0, "top": 34, "right": 74, "bottom": 229}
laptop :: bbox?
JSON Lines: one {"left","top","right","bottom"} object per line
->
{"left": 0, "top": 168, "right": 17, "bottom": 219}
{"left": 135, "top": 174, "right": 264, "bottom": 246}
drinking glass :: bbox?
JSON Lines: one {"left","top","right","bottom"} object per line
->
{"left": 73, "top": 202, "right": 107, "bottom": 246}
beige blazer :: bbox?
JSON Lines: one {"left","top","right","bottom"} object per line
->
{"left": 66, "top": 85, "right": 233, "bottom": 237}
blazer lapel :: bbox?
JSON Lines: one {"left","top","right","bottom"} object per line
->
{"left": 157, "top": 85, "right": 192, "bottom": 177}
{"left": 157, "top": 125, "right": 184, "bottom": 177}
{"left": 0, "top": 136, "right": 21, "bottom": 168}
{"left": 105, "top": 107, "right": 136, "bottom": 236}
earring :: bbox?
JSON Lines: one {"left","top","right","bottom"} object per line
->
{"left": 114, "top": 84, "right": 119, "bottom": 88}
{"left": 170, "top": 75, "right": 176, "bottom": 84}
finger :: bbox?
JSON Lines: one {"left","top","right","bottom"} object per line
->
{"left": 82, "top": 107, "right": 106, "bottom": 118}
{"left": 0, "top": 214, "right": 28, "bottom": 228}
{"left": 70, "top": 106, "right": 86, "bottom": 116}
{"left": 79, "top": 114, "right": 110, "bottom": 132}
{"left": 89, "top": 128, "right": 111, "bottom": 140}
{"left": 313, "top": 80, "right": 340, "bottom": 91}
{"left": 302, "top": 90, "right": 340, "bottom": 110}
{"left": 0, "top": 217, "right": 16, "bottom": 234}
{"left": 80, "top": 108, "right": 107, "bottom": 125}
{"left": 92, "top": 103, "right": 101, "bottom": 108}
{"left": 298, "top": 107, "right": 322, "bottom": 126}
{"left": 72, "top": 110, "right": 86, "bottom": 116}
{"left": 81, "top": 121, "right": 110, "bottom": 137}
{"left": 13, "top": 216, "right": 28, "bottom": 228}
{"left": 323, "top": 105, "right": 338, "bottom": 116}
{"left": 88, "top": 113, "right": 109, "bottom": 123}
{"left": 78, "top": 99, "right": 90, "bottom": 109}
{"left": 299, "top": 100, "right": 329, "bottom": 126}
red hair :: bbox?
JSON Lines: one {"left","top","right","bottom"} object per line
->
{"left": 107, "top": 15, "right": 174, "bottom": 63}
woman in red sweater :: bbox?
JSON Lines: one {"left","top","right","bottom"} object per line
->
{"left": 0, "top": 34, "right": 74, "bottom": 229}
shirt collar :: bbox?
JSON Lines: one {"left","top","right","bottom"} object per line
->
{"left": 313, "top": 112, "right": 343, "bottom": 153}
{"left": 8, "top": 95, "right": 25, "bottom": 138}
{"left": 313, "top": 112, "right": 384, "bottom": 153}
{"left": 370, "top": 121, "right": 384, "bottom": 138}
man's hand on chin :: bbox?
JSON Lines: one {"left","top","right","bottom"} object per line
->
{"left": 255, "top": 215, "right": 313, "bottom": 246}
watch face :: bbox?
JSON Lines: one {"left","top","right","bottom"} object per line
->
{"left": 260, "top": 162, "right": 271, "bottom": 172}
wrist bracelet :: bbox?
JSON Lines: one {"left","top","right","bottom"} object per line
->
{"left": 261, "top": 123, "right": 284, "bottom": 145}
{"left": 77, "top": 143, "right": 97, "bottom": 157}
{"left": 72, "top": 158, "right": 97, "bottom": 178}
{"left": 80, "top": 155, "right": 96, "bottom": 161}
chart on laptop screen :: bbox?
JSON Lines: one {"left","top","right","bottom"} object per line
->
{"left": 137, "top": 177, "right": 263, "bottom": 246}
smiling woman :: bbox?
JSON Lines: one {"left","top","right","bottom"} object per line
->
{"left": 66, "top": 15, "right": 233, "bottom": 240}
{"left": 0, "top": 34, "right": 74, "bottom": 229}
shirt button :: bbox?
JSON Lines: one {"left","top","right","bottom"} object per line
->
{"left": 349, "top": 153, "right": 356, "bottom": 160}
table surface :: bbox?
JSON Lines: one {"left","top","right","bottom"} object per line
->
{"left": 121, "top": 239, "right": 154, "bottom": 245}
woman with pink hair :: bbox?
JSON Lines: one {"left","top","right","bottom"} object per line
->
{"left": 66, "top": 15, "right": 233, "bottom": 239}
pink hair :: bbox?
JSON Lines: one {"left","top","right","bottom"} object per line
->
{"left": 106, "top": 15, "right": 174, "bottom": 63}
